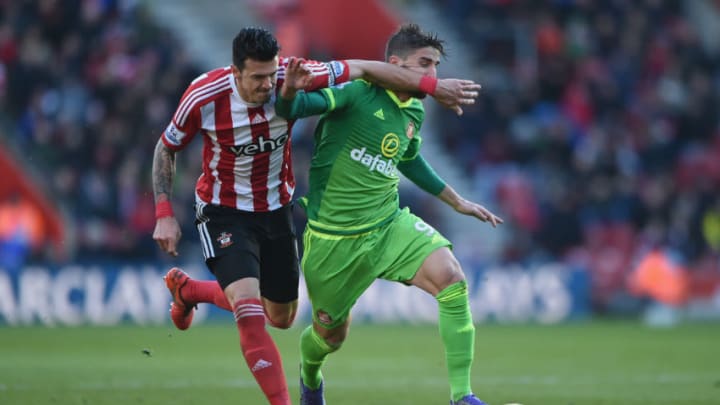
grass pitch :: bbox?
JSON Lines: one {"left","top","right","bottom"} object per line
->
{"left": 0, "top": 321, "right": 718, "bottom": 404}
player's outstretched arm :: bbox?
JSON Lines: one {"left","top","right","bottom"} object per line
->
{"left": 397, "top": 153, "right": 502, "bottom": 227}
{"left": 277, "top": 57, "right": 331, "bottom": 119}
{"left": 345, "top": 59, "right": 480, "bottom": 115}
{"left": 437, "top": 185, "right": 503, "bottom": 227}
{"left": 152, "top": 139, "right": 182, "bottom": 256}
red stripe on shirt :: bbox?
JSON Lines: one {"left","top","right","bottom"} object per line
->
{"left": 279, "top": 119, "right": 294, "bottom": 205}
{"left": 248, "top": 106, "right": 270, "bottom": 211}
{"left": 197, "top": 130, "right": 214, "bottom": 203}
{"left": 214, "top": 94, "right": 237, "bottom": 207}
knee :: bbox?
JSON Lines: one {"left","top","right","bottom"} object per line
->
{"left": 266, "top": 311, "right": 296, "bottom": 329}
{"left": 265, "top": 306, "right": 297, "bottom": 329}
{"left": 324, "top": 333, "right": 346, "bottom": 349}
{"left": 315, "top": 323, "right": 348, "bottom": 349}
{"left": 224, "top": 280, "right": 260, "bottom": 307}
{"left": 438, "top": 256, "right": 465, "bottom": 289}
{"left": 416, "top": 248, "right": 467, "bottom": 295}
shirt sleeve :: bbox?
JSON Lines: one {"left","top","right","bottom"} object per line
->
{"left": 397, "top": 137, "right": 446, "bottom": 195}
{"left": 318, "top": 80, "right": 369, "bottom": 112}
{"left": 278, "top": 57, "right": 350, "bottom": 91}
{"left": 161, "top": 79, "right": 203, "bottom": 151}
{"left": 401, "top": 136, "right": 422, "bottom": 161}
{"left": 276, "top": 80, "right": 368, "bottom": 119}
{"left": 275, "top": 91, "right": 330, "bottom": 119}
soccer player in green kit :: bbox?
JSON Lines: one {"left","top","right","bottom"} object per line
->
{"left": 276, "top": 24, "right": 503, "bottom": 405}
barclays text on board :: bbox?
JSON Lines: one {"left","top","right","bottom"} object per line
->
{"left": 0, "top": 263, "right": 588, "bottom": 326}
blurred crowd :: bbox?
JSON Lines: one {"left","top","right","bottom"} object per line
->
{"left": 0, "top": 0, "right": 202, "bottom": 263}
{"left": 430, "top": 0, "right": 720, "bottom": 308}
{"left": 1, "top": 0, "right": 719, "bottom": 310}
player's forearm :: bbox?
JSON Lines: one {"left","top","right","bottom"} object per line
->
{"left": 437, "top": 185, "right": 463, "bottom": 210}
{"left": 346, "top": 60, "right": 426, "bottom": 92}
{"left": 152, "top": 139, "right": 176, "bottom": 205}
{"left": 398, "top": 155, "right": 446, "bottom": 196}
{"left": 276, "top": 90, "right": 330, "bottom": 119}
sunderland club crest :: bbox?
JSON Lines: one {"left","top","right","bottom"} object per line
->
{"left": 406, "top": 121, "right": 415, "bottom": 139}
{"left": 316, "top": 310, "right": 333, "bottom": 325}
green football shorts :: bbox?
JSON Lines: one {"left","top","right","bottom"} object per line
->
{"left": 301, "top": 207, "right": 452, "bottom": 329}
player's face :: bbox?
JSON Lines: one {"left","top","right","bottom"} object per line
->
{"left": 397, "top": 47, "right": 440, "bottom": 78}
{"left": 233, "top": 56, "right": 279, "bottom": 104}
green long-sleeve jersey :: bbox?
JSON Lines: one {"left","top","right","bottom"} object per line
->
{"left": 277, "top": 80, "right": 445, "bottom": 235}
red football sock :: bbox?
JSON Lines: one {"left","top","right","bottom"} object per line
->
{"left": 234, "top": 298, "right": 290, "bottom": 405}
{"left": 182, "top": 280, "right": 231, "bottom": 311}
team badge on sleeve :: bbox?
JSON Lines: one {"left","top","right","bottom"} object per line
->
{"left": 164, "top": 122, "right": 186, "bottom": 146}
{"left": 328, "top": 61, "right": 346, "bottom": 86}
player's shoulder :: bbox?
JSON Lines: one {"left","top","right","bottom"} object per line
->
{"left": 407, "top": 97, "right": 426, "bottom": 117}
{"left": 180, "top": 66, "right": 233, "bottom": 106}
{"left": 336, "top": 78, "right": 373, "bottom": 91}
{"left": 409, "top": 97, "right": 424, "bottom": 108}
{"left": 328, "top": 80, "right": 385, "bottom": 105}
{"left": 188, "top": 66, "right": 233, "bottom": 90}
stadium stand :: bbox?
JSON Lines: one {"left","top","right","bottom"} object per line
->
{"left": 1, "top": 0, "right": 718, "bottom": 312}
{"left": 421, "top": 0, "right": 720, "bottom": 310}
{"left": 0, "top": 0, "right": 203, "bottom": 262}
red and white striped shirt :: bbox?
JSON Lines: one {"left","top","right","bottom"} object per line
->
{"left": 161, "top": 58, "right": 350, "bottom": 212}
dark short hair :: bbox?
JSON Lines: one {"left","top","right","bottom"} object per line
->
{"left": 232, "top": 27, "right": 280, "bottom": 69}
{"left": 385, "top": 23, "right": 445, "bottom": 61}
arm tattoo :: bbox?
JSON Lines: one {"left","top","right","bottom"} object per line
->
{"left": 152, "top": 140, "right": 176, "bottom": 203}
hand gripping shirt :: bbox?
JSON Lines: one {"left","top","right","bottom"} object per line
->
{"left": 290, "top": 80, "right": 426, "bottom": 235}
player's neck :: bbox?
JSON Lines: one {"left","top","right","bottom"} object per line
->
{"left": 393, "top": 90, "right": 412, "bottom": 102}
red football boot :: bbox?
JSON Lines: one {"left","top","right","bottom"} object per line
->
{"left": 164, "top": 267, "right": 196, "bottom": 330}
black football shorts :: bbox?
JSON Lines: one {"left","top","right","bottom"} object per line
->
{"left": 194, "top": 202, "right": 299, "bottom": 303}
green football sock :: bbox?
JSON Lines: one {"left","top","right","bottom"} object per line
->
{"left": 436, "top": 281, "right": 475, "bottom": 401}
{"left": 300, "top": 325, "right": 338, "bottom": 390}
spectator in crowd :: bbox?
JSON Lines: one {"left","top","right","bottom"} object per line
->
{"left": 423, "top": 0, "right": 720, "bottom": 310}
{"left": 1, "top": 0, "right": 719, "bottom": 313}
{"left": 1, "top": 0, "right": 203, "bottom": 260}
{"left": 0, "top": 193, "right": 44, "bottom": 271}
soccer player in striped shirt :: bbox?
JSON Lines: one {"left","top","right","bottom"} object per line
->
{"left": 275, "top": 24, "right": 502, "bottom": 405}
{"left": 151, "top": 27, "right": 482, "bottom": 405}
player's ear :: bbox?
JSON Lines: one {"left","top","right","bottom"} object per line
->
{"left": 388, "top": 55, "right": 402, "bottom": 66}
{"left": 231, "top": 64, "right": 241, "bottom": 77}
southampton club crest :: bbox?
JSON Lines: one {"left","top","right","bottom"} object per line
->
{"left": 216, "top": 232, "right": 233, "bottom": 248}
